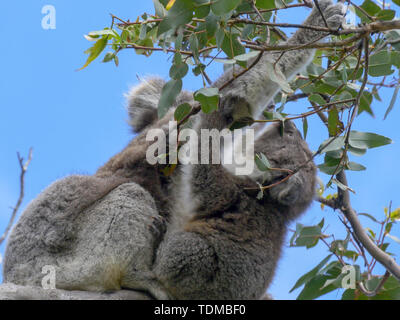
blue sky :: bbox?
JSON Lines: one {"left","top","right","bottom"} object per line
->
{"left": 0, "top": 0, "right": 399, "bottom": 299}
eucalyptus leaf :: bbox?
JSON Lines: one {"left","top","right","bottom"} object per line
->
{"left": 194, "top": 87, "right": 220, "bottom": 113}
{"left": 255, "top": 153, "right": 271, "bottom": 171}
{"left": 348, "top": 131, "right": 392, "bottom": 149}
{"left": 79, "top": 36, "right": 109, "bottom": 70}
{"left": 211, "top": 0, "right": 241, "bottom": 15}
{"left": 384, "top": 85, "right": 400, "bottom": 120}
{"left": 158, "top": 79, "right": 183, "bottom": 117}
{"left": 174, "top": 103, "right": 192, "bottom": 121}
{"left": 157, "top": 0, "right": 194, "bottom": 36}
{"left": 290, "top": 255, "right": 332, "bottom": 293}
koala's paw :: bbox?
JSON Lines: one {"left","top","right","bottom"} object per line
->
{"left": 325, "top": 2, "right": 346, "bottom": 29}
{"left": 311, "top": 0, "right": 346, "bottom": 29}
{"left": 269, "top": 173, "right": 302, "bottom": 206}
{"left": 313, "top": 0, "right": 334, "bottom": 11}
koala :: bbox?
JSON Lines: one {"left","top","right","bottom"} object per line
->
{"left": 2, "top": 0, "right": 344, "bottom": 300}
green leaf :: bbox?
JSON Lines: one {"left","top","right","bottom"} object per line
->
{"left": 216, "top": 28, "right": 225, "bottom": 49}
{"left": 255, "top": 153, "right": 271, "bottom": 171}
{"left": 347, "top": 161, "right": 366, "bottom": 171}
{"left": 318, "top": 163, "right": 342, "bottom": 175}
{"left": 368, "top": 64, "right": 394, "bottom": 77}
{"left": 342, "top": 289, "right": 356, "bottom": 300}
{"left": 221, "top": 32, "right": 245, "bottom": 59}
{"left": 194, "top": 87, "right": 220, "bottom": 113}
{"left": 386, "top": 234, "right": 400, "bottom": 244}
{"left": 87, "top": 29, "right": 118, "bottom": 38}
{"left": 157, "top": 0, "right": 194, "bottom": 36}
{"left": 153, "top": 0, "right": 167, "bottom": 17}
{"left": 319, "top": 136, "right": 345, "bottom": 153}
{"left": 113, "top": 55, "right": 119, "bottom": 67}
{"left": 256, "top": 0, "right": 276, "bottom": 9}
{"left": 169, "top": 62, "right": 189, "bottom": 79}
{"left": 328, "top": 107, "right": 340, "bottom": 136}
{"left": 275, "top": 0, "right": 292, "bottom": 9}
{"left": 139, "top": 24, "right": 148, "bottom": 40}
{"left": 332, "top": 178, "right": 355, "bottom": 193}
{"left": 102, "top": 52, "right": 115, "bottom": 63}
{"left": 79, "top": 36, "right": 109, "bottom": 70}
{"left": 348, "top": 145, "right": 367, "bottom": 156}
{"left": 241, "top": 24, "right": 255, "bottom": 40}
{"left": 234, "top": 51, "right": 260, "bottom": 62}
{"left": 308, "top": 94, "right": 326, "bottom": 106}
{"left": 134, "top": 38, "right": 154, "bottom": 56}
{"left": 192, "top": 63, "right": 206, "bottom": 76}
{"left": 189, "top": 33, "right": 199, "bottom": 61}
{"left": 174, "top": 103, "right": 192, "bottom": 121}
{"left": 211, "top": 0, "right": 241, "bottom": 15}
{"left": 385, "top": 30, "right": 400, "bottom": 50}
{"left": 348, "top": 131, "right": 392, "bottom": 149}
{"left": 360, "top": 0, "right": 381, "bottom": 16}
{"left": 302, "top": 117, "right": 308, "bottom": 139}
{"left": 205, "top": 14, "right": 219, "bottom": 37}
{"left": 194, "top": 0, "right": 211, "bottom": 18}
{"left": 394, "top": 0, "right": 400, "bottom": 6}
{"left": 391, "top": 51, "right": 400, "bottom": 69}
{"left": 158, "top": 79, "right": 183, "bottom": 118}
{"left": 297, "top": 274, "right": 337, "bottom": 300}
{"left": 376, "top": 9, "right": 395, "bottom": 20}
{"left": 359, "top": 212, "right": 379, "bottom": 223}
{"left": 293, "top": 225, "right": 322, "bottom": 248}
{"left": 369, "top": 51, "right": 393, "bottom": 77}
{"left": 384, "top": 85, "right": 400, "bottom": 120}
{"left": 290, "top": 255, "right": 332, "bottom": 293}
{"left": 359, "top": 91, "right": 374, "bottom": 116}
{"left": 390, "top": 207, "right": 400, "bottom": 221}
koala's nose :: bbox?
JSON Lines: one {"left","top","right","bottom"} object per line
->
{"left": 276, "top": 174, "right": 302, "bottom": 205}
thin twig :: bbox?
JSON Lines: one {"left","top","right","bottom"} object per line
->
{"left": 358, "top": 271, "right": 391, "bottom": 297}
{"left": 314, "top": 0, "right": 329, "bottom": 28}
{"left": 0, "top": 148, "right": 33, "bottom": 246}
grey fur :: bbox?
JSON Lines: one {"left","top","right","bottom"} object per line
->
{"left": 154, "top": 121, "right": 316, "bottom": 299}
{"left": 4, "top": 180, "right": 168, "bottom": 298}
{"left": 2, "top": 0, "right": 343, "bottom": 300}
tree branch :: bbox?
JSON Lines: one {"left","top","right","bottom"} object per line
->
{"left": 0, "top": 148, "right": 33, "bottom": 246}
{"left": 336, "top": 171, "right": 400, "bottom": 281}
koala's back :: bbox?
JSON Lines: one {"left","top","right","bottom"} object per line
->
{"left": 4, "top": 177, "right": 166, "bottom": 294}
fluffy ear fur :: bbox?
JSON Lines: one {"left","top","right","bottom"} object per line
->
{"left": 125, "top": 77, "right": 165, "bottom": 133}
{"left": 126, "top": 77, "right": 193, "bottom": 133}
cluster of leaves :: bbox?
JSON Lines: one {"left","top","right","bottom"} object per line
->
{"left": 81, "top": 0, "right": 400, "bottom": 299}
{"left": 289, "top": 207, "right": 400, "bottom": 300}
{"left": 81, "top": 0, "right": 398, "bottom": 176}
{"left": 80, "top": 0, "right": 304, "bottom": 119}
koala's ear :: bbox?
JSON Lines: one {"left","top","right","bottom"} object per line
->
{"left": 126, "top": 77, "right": 194, "bottom": 133}
{"left": 279, "top": 120, "right": 299, "bottom": 137}
{"left": 126, "top": 77, "right": 165, "bottom": 133}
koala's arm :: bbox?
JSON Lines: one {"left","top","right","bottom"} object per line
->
{"left": 213, "top": 0, "right": 345, "bottom": 125}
